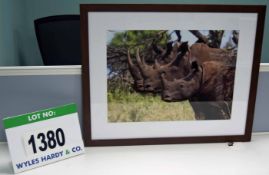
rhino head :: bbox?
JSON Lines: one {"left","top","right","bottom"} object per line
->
{"left": 136, "top": 42, "right": 190, "bottom": 93}
{"left": 161, "top": 61, "right": 202, "bottom": 102}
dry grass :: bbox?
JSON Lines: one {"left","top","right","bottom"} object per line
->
{"left": 108, "top": 91, "right": 195, "bottom": 122}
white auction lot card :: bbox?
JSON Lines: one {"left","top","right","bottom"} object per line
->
{"left": 3, "top": 103, "right": 84, "bottom": 173}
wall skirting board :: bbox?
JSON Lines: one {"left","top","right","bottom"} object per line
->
{"left": 0, "top": 64, "right": 268, "bottom": 141}
{"left": 0, "top": 63, "right": 268, "bottom": 76}
{"left": 0, "top": 65, "right": 82, "bottom": 76}
{"left": 259, "top": 63, "right": 269, "bottom": 72}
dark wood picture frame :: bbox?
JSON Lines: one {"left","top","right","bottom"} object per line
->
{"left": 80, "top": 4, "right": 266, "bottom": 146}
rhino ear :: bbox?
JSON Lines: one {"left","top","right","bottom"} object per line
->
{"left": 191, "top": 61, "right": 199, "bottom": 72}
{"left": 178, "top": 41, "right": 189, "bottom": 53}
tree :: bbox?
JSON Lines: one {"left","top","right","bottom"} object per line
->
{"left": 107, "top": 30, "right": 238, "bottom": 92}
{"left": 189, "top": 30, "right": 224, "bottom": 48}
{"left": 107, "top": 30, "right": 170, "bottom": 92}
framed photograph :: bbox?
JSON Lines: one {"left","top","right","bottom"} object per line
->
{"left": 80, "top": 4, "right": 266, "bottom": 146}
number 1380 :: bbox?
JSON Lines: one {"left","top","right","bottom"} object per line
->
{"left": 28, "top": 128, "right": 65, "bottom": 154}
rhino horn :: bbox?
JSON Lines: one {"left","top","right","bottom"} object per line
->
{"left": 166, "top": 53, "right": 182, "bottom": 67}
{"left": 127, "top": 49, "right": 134, "bottom": 67}
{"left": 136, "top": 48, "right": 150, "bottom": 69}
{"left": 154, "top": 59, "right": 161, "bottom": 69}
{"left": 160, "top": 73, "right": 169, "bottom": 86}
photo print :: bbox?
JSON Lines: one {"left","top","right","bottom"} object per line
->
{"left": 107, "top": 30, "right": 239, "bottom": 122}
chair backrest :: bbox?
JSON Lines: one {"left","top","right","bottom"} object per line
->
{"left": 34, "top": 15, "right": 81, "bottom": 65}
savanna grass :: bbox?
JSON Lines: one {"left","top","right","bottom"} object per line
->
{"left": 108, "top": 90, "right": 195, "bottom": 122}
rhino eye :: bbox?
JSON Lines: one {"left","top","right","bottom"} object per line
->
{"left": 179, "top": 84, "right": 184, "bottom": 88}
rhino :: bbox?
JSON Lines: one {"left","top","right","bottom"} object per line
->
{"left": 161, "top": 61, "right": 235, "bottom": 120}
{"left": 136, "top": 42, "right": 236, "bottom": 93}
{"left": 188, "top": 43, "right": 236, "bottom": 66}
{"left": 135, "top": 42, "right": 190, "bottom": 92}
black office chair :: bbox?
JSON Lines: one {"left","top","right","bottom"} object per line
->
{"left": 34, "top": 15, "right": 81, "bottom": 65}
